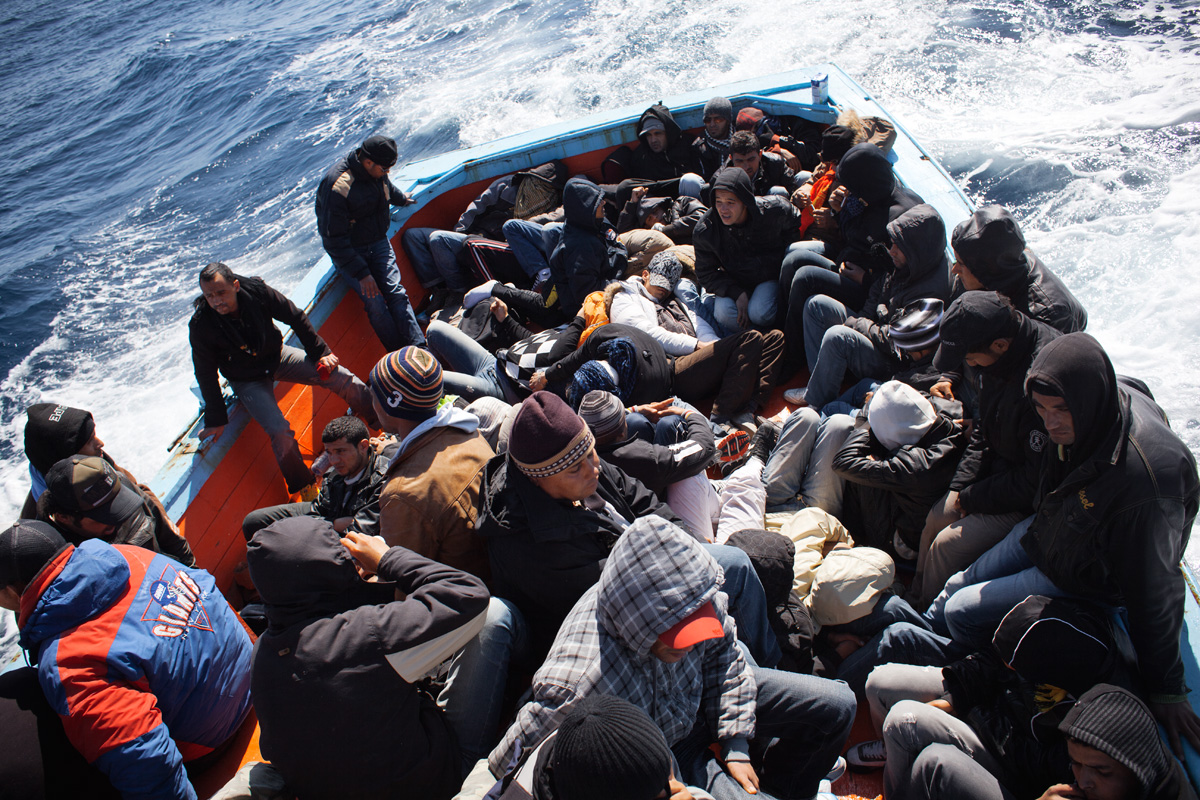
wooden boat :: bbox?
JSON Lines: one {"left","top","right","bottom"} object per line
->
{"left": 147, "top": 63, "right": 1200, "bottom": 798}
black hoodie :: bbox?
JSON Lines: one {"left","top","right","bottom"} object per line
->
{"left": 951, "top": 206, "right": 1088, "bottom": 334}
{"left": 629, "top": 104, "right": 693, "bottom": 181}
{"left": 693, "top": 167, "right": 803, "bottom": 298}
{"left": 833, "top": 143, "right": 924, "bottom": 282}
{"left": 248, "top": 517, "right": 489, "bottom": 800}
{"left": 548, "top": 177, "right": 628, "bottom": 316}
{"left": 1019, "top": 334, "right": 1200, "bottom": 699}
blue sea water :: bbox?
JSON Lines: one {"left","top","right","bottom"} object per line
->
{"left": 1, "top": 0, "right": 1199, "bottom": 549}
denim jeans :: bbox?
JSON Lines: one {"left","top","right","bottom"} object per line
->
{"left": 706, "top": 544, "right": 782, "bottom": 669}
{"left": 778, "top": 252, "right": 869, "bottom": 369}
{"left": 923, "top": 516, "right": 1073, "bottom": 646}
{"left": 673, "top": 667, "right": 856, "bottom": 800}
{"left": 762, "top": 408, "right": 853, "bottom": 513}
{"left": 675, "top": 278, "right": 732, "bottom": 339}
{"left": 327, "top": 238, "right": 426, "bottom": 350}
{"left": 804, "top": 323, "right": 894, "bottom": 411}
{"left": 712, "top": 280, "right": 777, "bottom": 332}
{"left": 230, "top": 345, "right": 376, "bottom": 493}
{"left": 836, "top": 619, "right": 967, "bottom": 697}
{"left": 241, "top": 501, "right": 311, "bottom": 541}
{"left": 501, "top": 219, "right": 564, "bottom": 278}
{"left": 401, "top": 227, "right": 472, "bottom": 292}
{"left": 439, "top": 597, "right": 531, "bottom": 776}
{"left": 425, "top": 320, "right": 521, "bottom": 404}
{"left": 818, "top": 378, "right": 879, "bottom": 417}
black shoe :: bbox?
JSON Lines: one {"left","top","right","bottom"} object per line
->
{"left": 415, "top": 286, "right": 449, "bottom": 318}
{"left": 748, "top": 419, "right": 780, "bottom": 464}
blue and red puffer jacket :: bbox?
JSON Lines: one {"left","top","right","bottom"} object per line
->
{"left": 18, "top": 540, "right": 253, "bottom": 800}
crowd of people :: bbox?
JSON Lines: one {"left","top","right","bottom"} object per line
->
{"left": 2, "top": 97, "right": 1198, "bottom": 800}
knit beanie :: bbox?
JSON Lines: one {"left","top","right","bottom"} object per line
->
{"left": 359, "top": 134, "right": 398, "bottom": 168}
{"left": 0, "top": 520, "right": 68, "bottom": 590}
{"left": 567, "top": 360, "right": 619, "bottom": 409}
{"left": 370, "top": 347, "right": 443, "bottom": 421}
{"left": 578, "top": 391, "right": 627, "bottom": 445}
{"left": 867, "top": 380, "right": 937, "bottom": 452}
{"left": 1059, "top": 684, "right": 1170, "bottom": 794}
{"left": 703, "top": 96, "right": 733, "bottom": 122}
{"left": 551, "top": 694, "right": 672, "bottom": 800}
{"left": 24, "top": 403, "right": 96, "bottom": 477}
{"left": 820, "top": 125, "right": 857, "bottom": 164}
{"left": 508, "top": 391, "right": 595, "bottom": 478}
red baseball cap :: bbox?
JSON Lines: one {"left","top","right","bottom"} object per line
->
{"left": 658, "top": 602, "right": 724, "bottom": 650}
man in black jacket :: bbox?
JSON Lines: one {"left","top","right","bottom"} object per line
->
{"left": 240, "top": 415, "right": 395, "bottom": 539}
{"left": 315, "top": 134, "right": 426, "bottom": 350}
{"left": 929, "top": 332, "right": 1200, "bottom": 755}
{"left": 910, "top": 292, "right": 1060, "bottom": 607}
{"left": 727, "top": 130, "right": 798, "bottom": 197}
{"left": 189, "top": 262, "right": 377, "bottom": 495}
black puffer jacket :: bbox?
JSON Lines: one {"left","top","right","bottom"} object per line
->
{"left": 616, "top": 195, "right": 707, "bottom": 244}
{"left": 1019, "top": 334, "right": 1200, "bottom": 699}
{"left": 833, "top": 412, "right": 968, "bottom": 550}
{"left": 951, "top": 206, "right": 1088, "bottom": 334}
{"left": 189, "top": 275, "right": 330, "bottom": 428}
{"left": 629, "top": 104, "right": 694, "bottom": 181}
{"left": 476, "top": 456, "right": 678, "bottom": 655}
{"left": 833, "top": 143, "right": 924, "bottom": 283}
{"left": 722, "top": 151, "right": 797, "bottom": 196}
{"left": 542, "top": 323, "right": 673, "bottom": 405}
{"left": 949, "top": 314, "right": 1060, "bottom": 516}
{"left": 596, "top": 411, "right": 715, "bottom": 498}
{"left": 315, "top": 150, "right": 409, "bottom": 278}
{"left": 248, "top": 517, "right": 489, "bottom": 800}
{"left": 548, "top": 177, "right": 628, "bottom": 315}
{"left": 693, "top": 167, "right": 803, "bottom": 298}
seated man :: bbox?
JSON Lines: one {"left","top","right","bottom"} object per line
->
{"left": 39, "top": 455, "right": 196, "bottom": 567}
{"left": 607, "top": 250, "right": 719, "bottom": 358}
{"left": 490, "top": 515, "right": 856, "bottom": 799}
{"left": 727, "top": 130, "right": 798, "bottom": 197}
{"left": 950, "top": 205, "right": 1088, "bottom": 334}
{"left": 927, "top": 333, "right": 1200, "bottom": 753}
{"left": 615, "top": 185, "right": 707, "bottom": 245}
{"left": 189, "top": 261, "right": 378, "bottom": 495}
{"left": 369, "top": 346, "right": 493, "bottom": 579}
{"left": 241, "top": 414, "right": 397, "bottom": 540}
{"left": 1, "top": 520, "right": 252, "bottom": 800}
{"left": 315, "top": 134, "right": 425, "bottom": 350}
{"left": 690, "top": 96, "right": 734, "bottom": 180}
{"left": 247, "top": 518, "right": 489, "bottom": 800}
{"left": 693, "top": 167, "right": 803, "bottom": 332}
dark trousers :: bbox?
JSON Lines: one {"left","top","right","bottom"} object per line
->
{"left": 242, "top": 502, "right": 312, "bottom": 541}
{"left": 673, "top": 329, "right": 784, "bottom": 419}
{"left": 777, "top": 251, "right": 870, "bottom": 376}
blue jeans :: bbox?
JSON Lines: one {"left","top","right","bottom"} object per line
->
{"left": 923, "top": 516, "right": 1073, "bottom": 646}
{"left": 230, "top": 345, "right": 376, "bottom": 493}
{"left": 425, "top": 320, "right": 520, "bottom": 403}
{"left": 501, "top": 219, "right": 564, "bottom": 278}
{"left": 439, "top": 597, "right": 530, "bottom": 776}
{"left": 804, "top": 321, "right": 894, "bottom": 411}
{"left": 712, "top": 280, "right": 778, "bottom": 332}
{"left": 835, "top": 611, "right": 967, "bottom": 696}
{"left": 819, "top": 378, "right": 880, "bottom": 417}
{"left": 674, "top": 667, "right": 856, "bottom": 799}
{"left": 706, "top": 544, "right": 782, "bottom": 669}
{"left": 675, "top": 278, "right": 732, "bottom": 339}
{"left": 762, "top": 408, "right": 853, "bottom": 513}
{"left": 327, "top": 238, "right": 426, "bottom": 350}
{"left": 401, "top": 227, "right": 472, "bottom": 292}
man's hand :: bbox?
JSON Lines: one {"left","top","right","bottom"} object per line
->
{"left": 727, "top": 761, "right": 759, "bottom": 795}
{"left": 927, "top": 698, "right": 956, "bottom": 716}
{"left": 693, "top": 338, "right": 714, "bottom": 353}
{"left": 839, "top": 261, "right": 866, "bottom": 285}
{"left": 735, "top": 292, "right": 751, "bottom": 330}
{"left": 632, "top": 186, "right": 649, "bottom": 201}
{"left": 634, "top": 398, "right": 675, "bottom": 423}
{"left": 930, "top": 380, "right": 955, "bottom": 400}
{"left": 1038, "top": 786, "right": 1086, "bottom": 800}
{"left": 812, "top": 206, "right": 835, "bottom": 229}
{"left": 199, "top": 425, "right": 225, "bottom": 441}
{"left": 340, "top": 531, "right": 389, "bottom": 578}
{"left": 490, "top": 297, "right": 508, "bottom": 322}
{"left": 1151, "top": 699, "right": 1200, "bottom": 757}
{"left": 360, "top": 275, "right": 381, "bottom": 300}
{"left": 948, "top": 490, "right": 965, "bottom": 519}
{"left": 667, "top": 777, "right": 694, "bottom": 800}
{"left": 828, "top": 185, "right": 848, "bottom": 212}
{"left": 529, "top": 371, "right": 548, "bottom": 392}
{"left": 403, "top": 195, "right": 418, "bottom": 206}
{"left": 332, "top": 517, "right": 353, "bottom": 533}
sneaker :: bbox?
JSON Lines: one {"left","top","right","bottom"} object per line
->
{"left": 464, "top": 280, "right": 499, "bottom": 309}
{"left": 847, "top": 739, "right": 887, "bottom": 772}
{"left": 730, "top": 410, "right": 757, "bottom": 435}
{"left": 716, "top": 429, "right": 751, "bottom": 463}
{"left": 824, "top": 756, "right": 847, "bottom": 783}
{"left": 893, "top": 530, "right": 918, "bottom": 561}
{"left": 531, "top": 268, "right": 553, "bottom": 293}
{"left": 783, "top": 387, "right": 809, "bottom": 407}
{"left": 414, "top": 286, "right": 449, "bottom": 317}
{"left": 748, "top": 419, "right": 780, "bottom": 464}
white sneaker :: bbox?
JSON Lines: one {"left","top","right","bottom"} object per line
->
{"left": 847, "top": 738, "right": 887, "bottom": 771}
{"left": 783, "top": 387, "right": 808, "bottom": 406}
{"left": 464, "top": 280, "right": 498, "bottom": 309}
{"left": 824, "top": 756, "right": 847, "bottom": 783}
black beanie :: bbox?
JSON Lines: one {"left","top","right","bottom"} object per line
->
{"left": 551, "top": 694, "right": 672, "bottom": 800}
{"left": 24, "top": 403, "right": 96, "bottom": 477}
{"left": 820, "top": 124, "right": 857, "bottom": 164}
{"left": 359, "top": 134, "right": 398, "bottom": 168}
{"left": 0, "top": 520, "right": 68, "bottom": 590}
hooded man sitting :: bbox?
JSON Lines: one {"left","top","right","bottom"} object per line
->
{"left": 490, "top": 515, "right": 856, "bottom": 800}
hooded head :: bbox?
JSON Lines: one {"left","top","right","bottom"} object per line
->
{"left": 866, "top": 381, "right": 938, "bottom": 452}
{"left": 991, "top": 595, "right": 1117, "bottom": 697}
{"left": 597, "top": 515, "right": 724, "bottom": 658}
{"left": 820, "top": 125, "right": 858, "bottom": 165}
{"left": 711, "top": 167, "right": 757, "bottom": 224}
{"left": 886, "top": 204, "right": 950, "bottom": 283}
{"left": 950, "top": 206, "right": 1030, "bottom": 289}
{"left": 24, "top": 403, "right": 98, "bottom": 477}
{"left": 836, "top": 143, "right": 896, "bottom": 206}
{"left": 637, "top": 105, "right": 682, "bottom": 149}
{"left": 562, "top": 176, "right": 608, "bottom": 232}
{"left": 1024, "top": 332, "right": 1119, "bottom": 461}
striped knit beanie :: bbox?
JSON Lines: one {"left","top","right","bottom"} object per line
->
{"left": 369, "top": 347, "right": 443, "bottom": 421}
{"left": 508, "top": 391, "right": 594, "bottom": 479}
{"left": 578, "top": 390, "right": 627, "bottom": 445}
{"left": 551, "top": 694, "right": 672, "bottom": 800}
{"left": 1059, "top": 683, "right": 1170, "bottom": 793}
